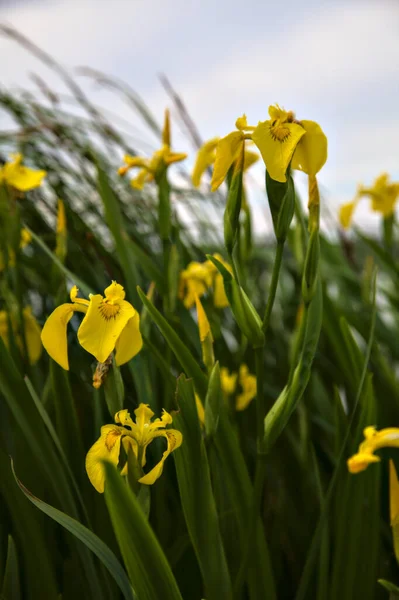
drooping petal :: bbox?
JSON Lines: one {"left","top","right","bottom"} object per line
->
{"left": 131, "top": 169, "right": 150, "bottom": 190}
{"left": 77, "top": 295, "right": 135, "bottom": 363}
{"left": 211, "top": 131, "right": 244, "bottom": 191}
{"left": 192, "top": 138, "right": 219, "bottom": 187}
{"left": 347, "top": 426, "right": 399, "bottom": 473}
{"left": 85, "top": 425, "right": 124, "bottom": 493}
{"left": 114, "top": 312, "right": 143, "bottom": 366}
{"left": 138, "top": 429, "right": 183, "bottom": 485}
{"left": 291, "top": 120, "right": 328, "bottom": 177}
{"left": 195, "top": 294, "right": 212, "bottom": 342}
{"left": 23, "top": 306, "right": 42, "bottom": 365}
{"left": 41, "top": 304, "right": 75, "bottom": 370}
{"left": 252, "top": 120, "right": 305, "bottom": 183}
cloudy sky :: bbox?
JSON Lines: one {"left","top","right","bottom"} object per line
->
{"left": 0, "top": 0, "right": 398, "bottom": 233}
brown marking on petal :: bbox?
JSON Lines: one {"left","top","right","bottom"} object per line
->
{"left": 105, "top": 428, "right": 122, "bottom": 451}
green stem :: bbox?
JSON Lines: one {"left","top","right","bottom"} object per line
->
{"left": 262, "top": 240, "right": 284, "bottom": 335}
{"left": 233, "top": 346, "right": 267, "bottom": 598}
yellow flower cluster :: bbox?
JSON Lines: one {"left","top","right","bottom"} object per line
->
{"left": 179, "top": 253, "right": 232, "bottom": 309}
{"left": 340, "top": 173, "right": 399, "bottom": 229}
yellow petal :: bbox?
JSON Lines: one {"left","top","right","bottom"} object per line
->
{"left": 85, "top": 425, "right": 124, "bottom": 493}
{"left": 114, "top": 311, "right": 143, "bottom": 366}
{"left": 164, "top": 151, "right": 187, "bottom": 166}
{"left": 291, "top": 120, "right": 328, "bottom": 177}
{"left": 23, "top": 306, "right": 42, "bottom": 365}
{"left": 134, "top": 403, "right": 155, "bottom": 434}
{"left": 347, "top": 452, "right": 380, "bottom": 474}
{"left": 3, "top": 156, "right": 46, "bottom": 191}
{"left": 41, "top": 304, "right": 75, "bottom": 370}
{"left": 195, "top": 393, "right": 205, "bottom": 425}
{"left": 191, "top": 138, "right": 219, "bottom": 187}
{"left": 131, "top": 169, "right": 149, "bottom": 190}
{"left": 220, "top": 367, "right": 237, "bottom": 396}
{"left": 211, "top": 131, "right": 244, "bottom": 191}
{"left": 77, "top": 295, "right": 135, "bottom": 363}
{"left": 252, "top": 120, "right": 305, "bottom": 183}
{"left": 390, "top": 460, "right": 399, "bottom": 525}
{"left": 195, "top": 294, "right": 212, "bottom": 343}
{"left": 213, "top": 273, "right": 229, "bottom": 308}
{"left": 104, "top": 281, "right": 126, "bottom": 303}
{"left": 20, "top": 228, "right": 32, "bottom": 249}
{"left": 236, "top": 364, "right": 257, "bottom": 411}
{"left": 0, "top": 311, "right": 9, "bottom": 349}
{"left": 339, "top": 200, "right": 358, "bottom": 229}
{"left": 123, "top": 155, "right": 149, "bottom": 168}
{"left": 138, "top": 429, "right": 183, "bottom": 485}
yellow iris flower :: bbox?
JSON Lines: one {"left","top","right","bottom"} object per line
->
{"left": 86, "top": 404, "right": 183, "bottom": 492}
{"left": 252, "top": 104, "right": 327, "bottom": 183}
{"left": 0, "top": 227, "right": 32, "bottom": 271}
{"left": 221, "top": 365, "right": 257, "bottom": 411}
{"left": 178, "top": 253, "right": 231, "bottom": 309}
{"left": 339, "top": 174, "right": 399, "bottom": 229}
{"left": 0, "top": 306, "right": 42, "bottom": 364}
{"left": 118, "top": 110, "right": 187, "bottom": 189}
{"left": 210, "top": 115, "right": 256, "bottom": 191}
{"left": 347, "top": 426, "right": 399, "bottom": 473}
{"left": 196, "top": 363, "right": 256, "bottom": 424}
{"left": 41, "top": 281, "right": 142, "bottom": 370}
{"left": 0, "top": 153, "right": 46, "bottom": 191}
{"left": 192, "top": 134, "right": 259, "bottom": 188}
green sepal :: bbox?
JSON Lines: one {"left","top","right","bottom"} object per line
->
{"left": 301, "top": 228, "right": 320, "bottom": 304}
{"left": 266, "top": 170, "right": 295, "bottom": 242}
{"left": 156, "top": 168, "right": 171, "bottom": 241}
{"left": 207, "top": 255, "right": 264, "bottom": 348}
{"left": 224, "top": 147, "right": 244, "bottom": 254}
{"left": 204, "top": 361, "right": 221, "bottom": 438}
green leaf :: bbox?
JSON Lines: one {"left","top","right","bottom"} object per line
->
{"left": 174, "top": 376, "right": 232, "bottom": 600}
{"left": 104, "top": 356, "right": 125, "bottom": 417}
{"left": 103, "top": 461, "right": 183, "bottom": 600}
{"left": 1, "top": 536, "right": 21, "bottom": 600}
{"left": 378, "top": 579, "right": 399, "bottom": 595}
{"left": 11, "top": 460, "right": 135, "bottom": 600}
{"left": 137, "top": 286, "right": 208, "bottom": 399}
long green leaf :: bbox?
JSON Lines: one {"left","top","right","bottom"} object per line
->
{"left": 174, "top": 376, "right": 232, "bottom": 600}
{"left": 11, "top": 460, "right": 135, "bottom": 600}
{"left": 103, "top": 461, "right": 183, "bottom": 600}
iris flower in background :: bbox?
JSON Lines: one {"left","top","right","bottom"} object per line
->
{"left": 339, "top": 173, "right": 399, "bottom": 229}
{"left": 0, "top": 227, "right": 32, "bottom": 271}
{"left": 221, "top": 364, "right": 257, "bottom": 411}
{"left": 118, "top": 110, "right": 187, "bottom": 189}
{"left": 41, "top": 281, "right": 142, "bottom": 370}
{"left": 0, "top": 153, "right": 46, "bottom": 191}
{"left": 178, "top": 253, "right": 231, "bottom": 309}
{"left": 0, "top": 306, "right": 42, "bottom": 364}
{"left": 86, "top": 404, "right": 183, "bottom": 492}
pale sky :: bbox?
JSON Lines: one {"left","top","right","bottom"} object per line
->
{"left": 1, "top": 0, "right": 398, "bottom": 235}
